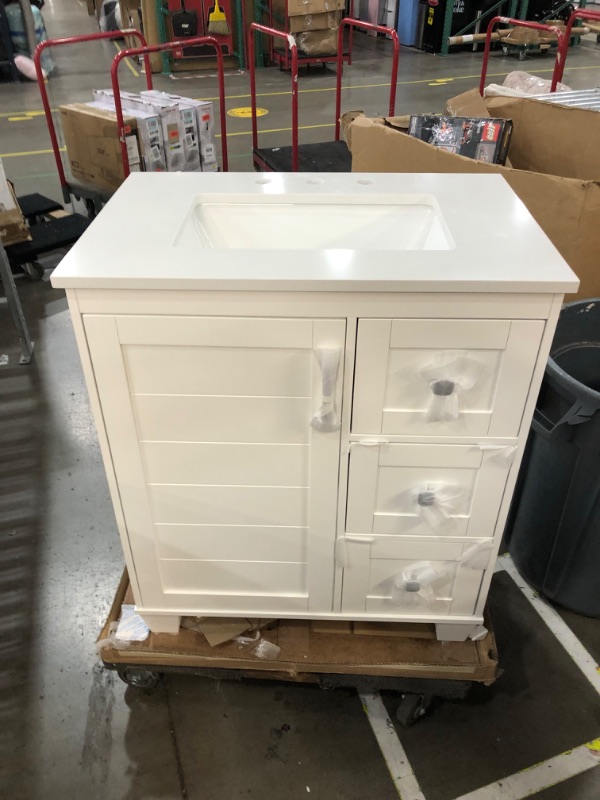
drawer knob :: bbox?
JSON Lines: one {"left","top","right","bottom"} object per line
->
{"left": 431, "top": 379, "right": 455, "bottom": 396}
{"left": 414, "top": 484, "right": 462, "bottom": 530}
{"left": 417, "top": 490, "right": 436, "bottom": 507}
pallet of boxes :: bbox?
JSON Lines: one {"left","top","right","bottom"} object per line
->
{"left": 58, "top": 89, "right": 219, "bottom": 194}
{"left": 285, "top": 0, "right": 346, "bottom": 57}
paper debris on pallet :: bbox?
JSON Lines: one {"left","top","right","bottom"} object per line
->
{"left": 342, "top": 88, "right": 600, "bottom": 302}
{"left": 182, "top": 616, "right": 276, "bottom": 647}
{"left": 0, "top": 158, "right": 30, "bottom": 246}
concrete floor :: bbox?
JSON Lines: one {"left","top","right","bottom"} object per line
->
{"left": 1, "top": 1, "right": 600, "bottom": 799}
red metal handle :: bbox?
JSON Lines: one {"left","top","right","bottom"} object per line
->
{"left": 34, "top": 30, "right": 150, "bottom": 199}
{"left": 479, "top": 17, "right": 564, "bottom": 96}
{"left": 111, "top": 37, "right": 228, "bottom": 175}
{"left": 248, "top": 23, "right": 298, "bottom": 172}
{"left": 555, "top": 9, "right": 600, "bottom": 85}
{"left": 335, "top": 18, "right": 400, "bottom": 141}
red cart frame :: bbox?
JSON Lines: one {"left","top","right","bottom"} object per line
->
{"left": 479, "top": 17, "right": 565, "bottom": 96}
{"left": 34, "top": 30, "right": 228, "bottom": 211}
{"left": 334, "top": 18, "right": 399, "bottom": 141}
{"left": 248, "top": 23, "right": 299, "bottom": 171}
{"left": 554, "top": 9, "right": 600, "bottom": 85}
{"left": 249, "top": 18, "right": 399, "bottom": 172}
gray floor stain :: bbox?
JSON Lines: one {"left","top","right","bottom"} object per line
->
{"left": 81, "top": 663, "right": 116, "bottom": 792}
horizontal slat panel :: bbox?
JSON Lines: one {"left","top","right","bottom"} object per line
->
{"left": 151, "top": 592, "right": 310, "bottom": 614}
{"left": 160, "top": 559, "right": 307, "bottom": 596}
{"left": 116, "top": 316, "right": 314, "bottom": 348}
{"left": 125, "top": 346, "right": 312, "bottom": 397}
{"left": 372, "top": 514, "right": 470, "bottom": 537}
{"left": 365, "top": 596, "right": 451, "bottom": 616}
{"left": 134, "top": 395, "right": 311, "bottom": 443}
{"left": 390, "top": 319, "right": 510, "bottom": 349}
{"left": 382, "top": 410, "right": 491, "bottom": 437}
{"left": 150, "top": 484, "right": 308, "bottom": 526}
{"left": 142, "top": 442, "right": 309, "bottom": 486}
{"left": 378, "top": 443, "right": 482, "bottom": 469}
{"left": 156, "top": 524, "right": 307, "bottom": 562}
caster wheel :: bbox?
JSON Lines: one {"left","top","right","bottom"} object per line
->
{"left": 502, "top": 45, "right": 508, "bottom": 55}
{"left": 118, "top": 667, "right": 160, "bottom": 689}
{"left": 84, "top": 198, "right": 98, "bottom": 219}
{"left": 395, "top": 693, "right": 433, "bottom": 727}
{"left": 519, "top": 50, "right": 526, "bottom": 61}
{"left": 21, "top": 261, "right": 45, "bottom": 281}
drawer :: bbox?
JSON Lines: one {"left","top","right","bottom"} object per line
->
{"left": 352, "top": 318, "right": 544, "bottom": 437}
{"left": 346, "top": 442, "right": 515, "bottom": 538}
{"left": 341, "top": 536, "right": 492, "bottom": 617}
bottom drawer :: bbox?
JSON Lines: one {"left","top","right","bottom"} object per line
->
{"left": 340, "top": 537, "right": 493, "bottom": 618}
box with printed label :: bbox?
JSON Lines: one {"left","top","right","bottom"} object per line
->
{"left": 92, "top": 90, "right": 167, "bottom": 173}
{"left": 140, "top": 90, "right": 201, "bottom": 172}
{"left": 141, "top": 91, "right": 218, "bottom": 172}
{"left": 59, "top": 103, "right": 140, "bottom": 192}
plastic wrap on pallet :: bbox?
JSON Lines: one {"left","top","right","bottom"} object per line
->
{"left": 484, "top": 70, "right": 571, "bottom": 98}
{"left": 294, "top": 28, "right": 338, "bottom": 55}
{"left": 413, "top": 483, "right": 463, "bottom": 530}
{"left": 420, "top": 355, "right": 484, "bottom": 422}
{"left": 311, "top": 347, "right": 341, "bottom": 432}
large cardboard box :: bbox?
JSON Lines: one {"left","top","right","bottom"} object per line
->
{"left": 60, "top": 103, "right": 140, "bottom": 193}
{"left": 346, "top": 90, "right": 600, "bottom": 302}
{"left": 296, "top": 27, "right": 337, "bottom": 54}
{"left": 0, "top": 159, "right": 29, "bottom": 247}
{"left": 287, "top": 0, "right": 344, "bottom": 17}
{"left": 288, "top": 10, "right": 341, "bottom": 31}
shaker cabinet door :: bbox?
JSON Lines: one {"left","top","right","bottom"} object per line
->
{"left": 84, "top": 314, "right": 346, "bottom": 614}
{"left": 352, "top": 318, "right": 544, "bottom": 437}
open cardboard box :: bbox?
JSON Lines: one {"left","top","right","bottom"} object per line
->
{"left": 0, "top": 159, "right": 30, "bottom": 247}
{"left": 344, "top": 90, "right": 600, "bottom": 302}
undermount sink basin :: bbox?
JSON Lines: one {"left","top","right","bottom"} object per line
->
{"left": 177, "top": 196, "right": 453, "bottom": 251}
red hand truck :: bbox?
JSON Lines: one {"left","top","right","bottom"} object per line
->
{"left": 478, "top": 17, "right": 565, "bottom": 96}
{"left": 34, "top": 30, "right": 228, "bottom": 217}
{"left": 249, "top": 18, "right": 399, "bottom": 173}
{"left": 554, "top": 9, "right": 600, "bottom": 86}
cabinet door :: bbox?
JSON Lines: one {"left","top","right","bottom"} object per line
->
{"left": 352, "top": 318, "right": 544, "bottom": 437}
{"left": 84, "top": 314, "right": 345, "bottom": 615}
{"left": 341, "top": 537, "right": 490, "bottom": 618}
{"left": 346, "top": 442, "right": 515, "bottom": 539}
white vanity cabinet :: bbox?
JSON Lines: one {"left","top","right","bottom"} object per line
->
{"left": 51, "top": 172, "right": 578, "bottom": 640}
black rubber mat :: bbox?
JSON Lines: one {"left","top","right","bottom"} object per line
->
{"left": 5, "top": 214, "right": 89, "bottom": 265}
{"left": 255, "top": 140, "right": 351, "bottom": 172}
{"left": 16, "top": 193, "right": 62, "bottom": 220}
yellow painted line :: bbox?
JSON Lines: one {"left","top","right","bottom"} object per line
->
{"left": 3, "top": 61, "right": 600, "bottom": 120}
{"left": 8, "top": 116, "right": 34, "bottom": 122}
{"left": 0, "top": 147, "right": 66, "bottom": 158}
{"left": 114, "top": 41, "right": 140, "bottom": 78}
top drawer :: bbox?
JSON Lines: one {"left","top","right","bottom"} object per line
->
{"left": 352, "top": 318, "right": 544, "bottom": 438}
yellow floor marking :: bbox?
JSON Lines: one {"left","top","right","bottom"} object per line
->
{"left": 3, "top": 61, "right": 600, "bottom": 120}
{"left": 114, "top": 41, "right": 140, "bottom": 78}
{"left": 8, "top": 117, "right": 34, "bottom": 122}
{"left": 1, "top": 147, "right": 66, "bottom": 158}
{"left": 228, "top": 106, "right": 268, "bottom": 117}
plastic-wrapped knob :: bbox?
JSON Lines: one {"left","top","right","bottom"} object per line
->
{"left": 417, "top": 490, "right": 436, "bottom": 507}
{"left": 404, "top": 581, "right": 421, "bottom": 592}
{"left": 431, "top": 379, "right": 455, "bottom": 396}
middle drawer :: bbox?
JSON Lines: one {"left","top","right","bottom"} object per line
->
{"left": 346, "top": 441, "right": 515, "bottom": 539}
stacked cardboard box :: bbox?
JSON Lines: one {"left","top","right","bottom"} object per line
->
{"left": 58, "top": 90, "right": 218, "bottom": 193}
{"left": 0, "top": 158, "right": 29, "bottom": 247}
{"left": 286, "top": 0, "right": 346, "bottom": 56}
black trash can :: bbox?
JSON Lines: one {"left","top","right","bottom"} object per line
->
{"left": 506, "top": 299, "right": 600, "bottom": 617}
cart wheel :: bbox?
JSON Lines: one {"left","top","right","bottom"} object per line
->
{"left": 84, "top": 198, "right": 98, "bottom": 220}
{"left": 502, "top": 45, "right": 508, "bottom": 55}
{"left": 395, "top": 693, "right": 433, "bottom": 727}
{"left": 21, "top": 261, "right": 45, "bottom": 281}
{"left": 118, "top": 667, "right": 160, "bottom": 690}
{"left": 519, "top": 50, "right": 526, "bottom": 61}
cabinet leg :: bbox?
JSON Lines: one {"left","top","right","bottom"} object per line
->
{"left": 139, "top": 614, "right": 181, "bottom": 634}
{"left": 435, "top": 622, "right": 477, "bottom": 642}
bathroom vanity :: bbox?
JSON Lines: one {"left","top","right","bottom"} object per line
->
{"left": 51, "top": 172, "right": 578, "bottom": 640}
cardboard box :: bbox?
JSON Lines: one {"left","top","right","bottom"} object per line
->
{"left": 287, "top": 0, "right": 344, "bottom": 17}
{"left": 345, "top": 90, "right": 600, "bottom": 302}
{"left": 141, "top": 91, "right": 203, "bottom": 172}
{"left": 0, "top": 159, "right": 30, "bottom": 247}
{"left": 59, "top": 103, "right": 140, "bottom": 193}
{"left": 141, "top": 91, "right": 218, "bottom": 172}
{"left": 117, "top": 93, "right": 186, "bottom": 172}
{"left": 295, "top": 27, "right": 337, "bottom": 54}
{"left": 92, "top": 91, "right": 167, "bottom": 173}
{"left": 288, "top": 10, "right": 341, "bottom": 31}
